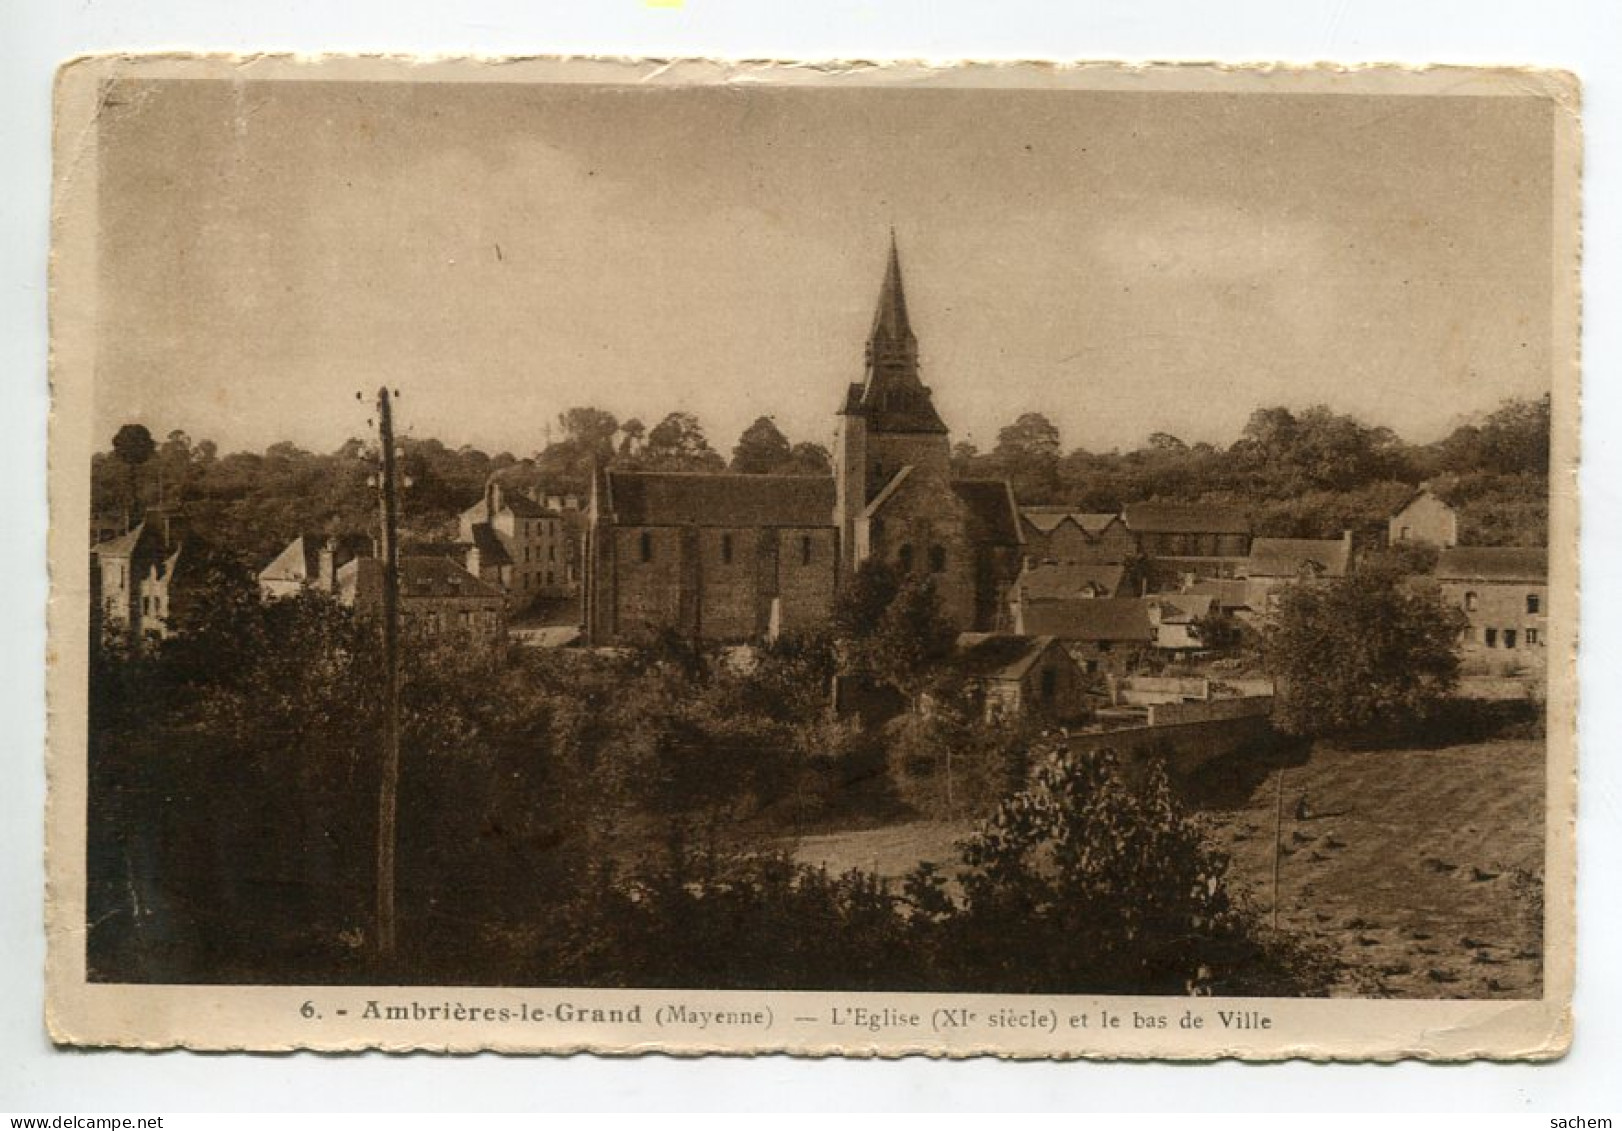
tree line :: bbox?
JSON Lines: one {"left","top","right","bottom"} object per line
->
{"left": 94, "top": 393, "right": 1550, "bottom": 569}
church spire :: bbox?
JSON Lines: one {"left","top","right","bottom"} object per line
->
{"left": 868, "top": 229, "right": 915, "bottom": 348}
{"left": 850, "top": 233, "right": 946, "bottom": 435}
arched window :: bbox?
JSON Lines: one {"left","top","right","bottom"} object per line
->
{"left": 929, "top": 544, "right": 947, "bottom": 573}
{"left": 639, "top": 531, "right": 653, "bottom": 563}
{"left": 898, "top": 543, "right": 914, "bottom": 572}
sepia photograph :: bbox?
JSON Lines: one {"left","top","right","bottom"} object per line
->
{"left": 45, "top": 56, "right": 1579, "bottom": 1057}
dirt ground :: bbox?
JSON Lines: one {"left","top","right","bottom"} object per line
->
{"left": 1192, "top": 736, "right": 1546, "bottom": 999}
{"left": 790, "top": 735, "right": 1547, "bottom": 999}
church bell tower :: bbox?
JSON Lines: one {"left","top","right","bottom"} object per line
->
{"left": 834, "top": 234, "right": 952, "bottom": 573}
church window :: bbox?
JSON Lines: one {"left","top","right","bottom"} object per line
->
{"left": 929, "top": 545, "right": 947, "bottom": 573}
{"left": 898, "top": 543, "right": 914, "bottom": 572}
{"left": 640, "top": 532, "right": 653, "bottom": 563}
{"left": 801, "top": 535, "right": 813, "bottom": 566}
{"left": 721, "top": 534, "right": 734, "bottom": 564}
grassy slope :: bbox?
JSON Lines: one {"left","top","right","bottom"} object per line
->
{"left": 789, "top": 736, "right": 1546, "bottom": 999}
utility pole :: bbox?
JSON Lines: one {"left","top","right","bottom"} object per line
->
{"left": 374, "top": 387, "right": 403, "bottom": 964}
{"left": 1270, "top": 764, "right": 1287, "bottom": 932}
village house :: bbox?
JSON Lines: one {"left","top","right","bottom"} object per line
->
{"left": 1240, "top": 532, "right": 1354, "bottom": 614}
{"left": 257, "top": 533, "right": 373, "bottom": 601}
{"left": 1018, "top": 508, "right": 1134, "bottom": 566}
{"left": 457, "top": 480, "right": 573, "bottom": 607}
{"left": 583, "top": 238, "right": 1023, "bottom": 644}
{"left": 1012, "top": 560, "right": 1126, "bottom": 603}
{"left": 1122, "top": 501, "right": 1252, "bottom": 585}
{"left": 90, "top": 520, "right": 195, "bottom": 639}
{"left": 1144, "top": 592, "right": 1215, "bottom": 651}
{"left": 950, "top": 633, "right": 1090, "bottom": 724}
{"left": 1389, "top": 486, "right": 1458, "bottom": 548}
{"left": 1011, "top": 596, "right": 1157, "bottom": 674}
{"left": 337, "top": 554, "right": 507, "bottom": 645}
{"left": 1434, "top": 546, "right": 1547, "bottom": 674}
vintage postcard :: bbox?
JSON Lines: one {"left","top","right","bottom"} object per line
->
{"left": 46, "top": 55, "right": 1579, "bottom": 1058}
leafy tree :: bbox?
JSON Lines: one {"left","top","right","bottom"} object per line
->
{"left": 642, "top": 412, "right": 726, "bottom": 472}
{"left": 992, "top": 412, "right": 1062, "bottom": 500}
{"left": 111, "top": 423, "right": 156, "bottom": 522}
{"left": 1265, "top": 568, "right": 1465, "bottom": 737}
{"left": 912, "top": 747, "right": 1300, "bottom": 994}
{"left": 856, "top": 573, "right": 958, "bottom": 711}
{"left": 617, "top": 417, "right": 646, "bottom": 459}
{"left": 730, "top": 416, "right": 793, "bottom": 474}
{"left": 778, "top": 441, "right": 832, "bottom": 477}
{"left": 831, "top": 558, "right": 901, "bottom": 642}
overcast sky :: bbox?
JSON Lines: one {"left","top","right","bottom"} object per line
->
{"left": 94, "top": 78, "right": 1556, "bottom": 458}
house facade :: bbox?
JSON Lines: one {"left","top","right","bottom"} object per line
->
{"left": 1434, "top": 546, "right": 1547, "bottom": 674}
{"left": 1123, "top": 502, "right": 1252, "bottom": 585}
{"left": 1019, "top": 508, "right": 1134, "bottom": 567}
{"left": 1390, "top": 487, "right": 1458, "bottom": 548}
{"left": 458, "top": 481, "right": 572, "bottom": 605}
{"left": 258, "top": 533, "right": 372, "bottom": 601}
{"left": 338, "top": 554, "right": 507, "bottom": 645}
{"left": 90, "top": 520, "right": 192, "bottom": 640}
{"left": 583, "top": 238, "right": 1023, "bottom": 645}
{"left": 952, "top": 633, "right": 1090, "bottom": 724}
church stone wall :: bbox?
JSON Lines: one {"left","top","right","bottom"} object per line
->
{"left": 773, "top": 526, "right": 840, "bottom": 634}
{"left": 612, "top": 526, "right": 685, "bottom": 635}
{"left": 867, "top": 470, "right": 978, "bottom": 630}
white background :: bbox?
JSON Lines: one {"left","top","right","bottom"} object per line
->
{"left": 2, "top": 0, "right": 1618, "bottom": 1113}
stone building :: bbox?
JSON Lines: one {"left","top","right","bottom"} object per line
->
{"left": 338, "top": 554, "right": 506, "bottom": 645}
{"left": 1434, "top": 546, "right": 1547, "bottom": 674}
{"left": 457, "top": 480, "right": 572, "bottom": 606}
{"left": 258, "top": 533, "right": 373, "bottom": 601}
{"left": 90, "top": 520, "right": 193, "bottom": 640}
{"left": 1019, "top": 508, "right": 1134, "bottom": 566}
{"left": 583, "top": 238, "right": 1023, "bottom": 644}
{"left": 1390, "top": 487, "right": 1458, "bottom": 548}
{"left": 1122, "top": 501, "right": 1252, "bottom": 584}
{"left": 1240, "top": 533, "right": 1354, "bottom": 615}
{"left": 951, "top": 633, "right": 1090, "bottom": 724}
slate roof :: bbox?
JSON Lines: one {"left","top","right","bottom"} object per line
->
{"left": 1017, "top": 561, "right": 1126, "bottom": 600}
{"left": 1123, "top": 502, "right": 1251, "bottom": 535}
{"left": 91, "top": 520, "right": 159, "bottom": 558}
{"left": 1246, "top": 537, "right": 1351, "bottom": 579}
{"left": 952, "top": 480, "right": 1022, "bottom": 546}
{"left": 1184, "top": 577, "right": 1253, "bottom": 610}
{"left": 606, "top": 471, "right": 837, "bottom": 528}
{"left": 1019, "top": 598, "right": 1156, "bottom": 643}
{"left": 1149, "top": 593, "right": 1215, "bottom": 623}
{"left": 954, "top": 633, "right": 1063, "bottom": 682}
{"left": 1435, "top": 547, "right": 1547, "bottom": 584}
{"left": 259, "top": 533, "right": 372, "bottom": 583}
{"left": 460, "top": 486, "right": 556, "bottom": 524}
{"left": 339, "top": 555, "right": 505, "bottom": 605}
{"left": 1020, "top": 509, "right": 1125, "bottom": 538}
{"left": 467, "top": 522, "right": 513, "bottom": 568}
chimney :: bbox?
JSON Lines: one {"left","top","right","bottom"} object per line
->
{"left": 318, "top": 537, "right": 338, "bottom": 591}
{"left": 485, "top": 475, "right": 502, "bottom": 519}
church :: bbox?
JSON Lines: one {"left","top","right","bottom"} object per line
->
{"left": 582, "top": 239, "right": 1024, "bottom": 645}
